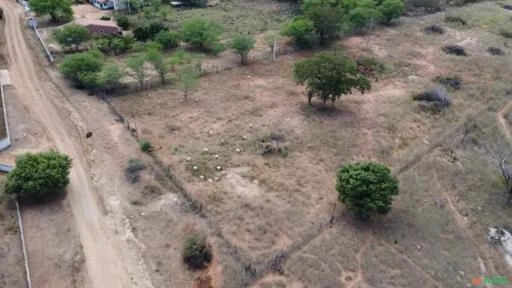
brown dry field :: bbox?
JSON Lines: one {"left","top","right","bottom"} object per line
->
{"left": 111, "top": 2, "right": 512, "bottom": 287}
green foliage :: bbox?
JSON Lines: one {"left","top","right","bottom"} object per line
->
{"left": 182, "top": 232, "right": 212, "bottom": 269}
{"left": 181, "top": 18, "right": 224, "bottom": 52}
{"left": 59, "top": 50, "right": 104, "bottom": 90}
{"left": 125, "top": 159, "right": 146, "bottom": 183}
{"left": 139, "top": 139, "right": 153, "bottom": 153}
{"left": 146, "top": 49, "right": 168, "bottom": 84}
{"left": 4, "top": 151, "right": 72, "bottom": 202}
{"left": 30, "top": 0, "right": 73, "bottom": 22}
{"left": 336, "top": 162, "right": 399, "bottom": 220}
{"left": 95, "top": 35, "right": 134, "bottom": 55}
{"left": 378, "top": 0, "right": 405, "bottom": 24}
{"left": 346, "top": 0, "right": 382, "bottom": 33}
{"left": 100, "top": 15, "right": 111, "bottom": 20}
{"left": 500, "top": 26, "right": 512, "bottom": 38}
{"left": 97, "top": 63, "right": 123, "bottom": 92}
{"left": 126, "top": 53, "right": 147, "bottom": 88}
{"left": 302, "top": 0, "right": 344, "bottom": 45}
{"left": 133, "top": 21, "right": 168, "bottom": 42}
{"left": 179, "top": 65, "right": 200, "bottom": 99}
{"left": 53, "top": 23, "right": 91, "bottom": 51}
{"left": 155, "top": 31, "right": 180, "bottom": 50}
{"left": 294, "top": 53, "right": 371, "bottom": 107}
{"left": 281, "top": 17, "right": 315, "bottom": 49}
{"left": 229, "top": 34, "right": 256, "bottom": 65}
{"left": 115, "top": 14, "right": 130, "bottom": 30}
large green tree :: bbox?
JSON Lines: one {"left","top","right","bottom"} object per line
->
{"left": 281, "top": 17, "right": 315, "bottom": 49}
{"left": 336, "top": 162, "right": 399, "bottom": 220}
{"left": 181, "top": 18, "right": 223, "bottom": 52}
{"left": 126, "top": 54, "right": 147, "bottom": 88}
{"left": 30, "top": 0, "right": 73, "bottom": 23}
{"left": 294, "top": 53, "right": 371, "bottom": 107}
{"left": 4, "top": 151, "right": 72, "bottom": 202}
{"left": 378, "top": 0, "right": 404, "bottom": 24}
{"left": 302, "top": 0, "right": 344, "bottom": 46}
{"left": 146, "top": 49, "right": 168, "bottom": 84}
{"left": 97, "top": 63, "right": 123, "bottom": 92}
{"left": 230, "top": 35, "right": 256, "bottom": 65}
{"left": 59, "top": 50, "right": 104, "bottom": 90}
{"left": 53, "top": 23, "right": 91, "bottom": 51}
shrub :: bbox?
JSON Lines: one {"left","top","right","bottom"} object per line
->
{"left": 379, "top": 0, "right": 405, "bottom": 24}
{"left": 115, "top": 14, "right": 130, "bottom": 30}
{"left": 53, "top": 23, "right": 91, "bottom": 51}
{"left": 500, "top": 27, "right": 512, "bottom": 39}
{"left": 356, "top": 57, "right": 386, "bottom": 78}
{"left": 181, "top": 18, "right": 223, "bottom": 52}
{"left": 125, "top": 159, "right": 146, "bottom": 183}
{"left": 133, "top": 21, "right": 168, "bottom": 42}
{"left": 100, "top": 15, "right": 110, "bottom": 20}
{"left": 413, "top": 86, "right": 452, "bottom": 106}
{"left": 434, "top": 75, "right": 461, "bottom": 90}
{"left": 442, "top": 45, "right": 467, "bottom": 56}
{"left": 281, "top": 16, "right": 315, "bottom": 49}
{"left": 423, "top": 24, "right": 445, "bottom": 34}
{"left": 155, "top": 31, "right": 180, "bottom": 50}
{"left": 4, "top": 151, "right": 72, "bottom": 202}
{"left": 95, "top": 35, "right": 133, "bottom": 55}
{"left": 260, "top": 132, "right": 288, "bottom": 156}
{"left": 444, "top": 15, "right": 467, "bottom": 25}
{"left": 230, "top": 34, "right": 256, "bottom": 65}
{"left": 182, "top": 233, "right": 212, "bottom": 269}
{"left": 60, "top": 50, "right": 104, "bottom": 90}
{"left": 408, "top": 0, "right": 442, "bottom": 13}
{"left": 488, "top": 47, "right": 505, "bottom": 56}
{"left": 503, "top": 4, "right": 512, "bottom": 11}
{"left": 139, "top": 139, "right": 153, "bottom": 153}
{"left": 336, "top": 162, "right": 399, "bottom": 220}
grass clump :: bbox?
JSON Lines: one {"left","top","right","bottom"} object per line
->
{"left": 442, "top": 45, "right": 467, "bottom": 56}
{"left": 499, "top": 27, "right": 512, "bottom": 38}
{"left": 182, "top": 232, "right": 212, "bottom": 269}
{"left": 434, "top": 75, "right": 462, "bottom": 90}
{"left": 488, "top": 47, "right": 505, "bottom": 56}
{"left": 125, "top": 159, "right": 146, "bottom": 183}
{"left": 356, "top": 57, "right": 386, "bottom": 78}
{"left": 445, "top": 15, "right": 467, "bottom": 26}
{"left": 139, "top": 139, "right": 153, "bottom": 153}
{"left": 413, "top": 86, "right": 452, "bottom": 106}
{"left": 423, "top": 24, "right": 445, "bottom": 34}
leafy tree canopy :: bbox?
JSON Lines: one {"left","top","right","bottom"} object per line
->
{"left": 53, "top": 23, "right": 91, "bottom": 51}
{"left": 181, "top": 18, "right": 223, "bottom": 52}
{"left": 281, "top": 16, "right": 315, "bottom": 49}
{"left": 294, "top": 53, "right": 371, "bottom": 106}
{"left": 4, "top": 151, "right": 72, "bottom": 202}
{"left": 230, "top": 34, "right": 256, "bottom": 65}
{"left": 30, "top": 0, "right": 73, "bottom": 23}
{"left": 59, "top": 50, "right": 104, "bottom": 89}
{"left": 336, "top": 162, "right": 399, "bottom": 220}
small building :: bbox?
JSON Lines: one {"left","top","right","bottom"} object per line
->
{"left": 74, "top": 18, "right": 121, "bottom": 35}
{"left": 91, "top": 0, "right": 114, "bottom": 9}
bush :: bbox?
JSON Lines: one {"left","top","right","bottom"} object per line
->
{"left": 230, "top": 34, "right": 256, "bottom": 65}
{"left": 356, "top": 57, "right": 386, "bottom": 78}
{"left": 115, "top": 14, "right": 130, "bottom": 30}
{"left": 407, "top": 0, "right": 442, "bottom": 13}
{"left": 53, "top": 23, "right": 91, "bottom": 51}
{"left": 442, "top": 45, "right": 467, "bottom": 56}
{"left": 336, "top": 162, "right": 399, "bottom": 220}
{"left": 181, "top": 18, "right": 223, "bottom": 52}
{"left": 444, "top": 15, "right": 467, "bottom": 25}
{"left": 133, "top": 22, "right": 168, "bottom": 42}
{"left": 60, "top": 50, "right": 104, "bottom": 90}
{"left": 379, "top": 0, "right": 405, "bottom": 24}
{"left": 488, "top": 47, "right": 505, "bottom": 56}
{"left": 182, "top": 233, "right": 212, "bottom": 269}
{"left": 125, "top": 159, "right": 146, "bottom": 183}
{"left": 413, "top": 86, "right": 452, "bottom": 106}
{"left": 260, "top": 132, "right": 288, "bottom": 156}
{"left": 139, "top": 139, "right": 153, "bottom": 153}
{"left": 95, "top": 35, "right": 134, "bottom": 55}
{"left": 500, "top": 27, "right": 512, "bottom": 39}
{"left": 281, "top": 16, "right": 315, "bottom": 49}
{"left": 100, "top": 15, "right": 110, "bottom": 20}
{"left": 423, "top": 24, "right": 445, "bottom": 34}
{"left": 155, "top": 31, "right": 180, "bottom": 50}
{"left": 434, "top": 75, "right": 461, "bottom": 90}
{"left": 4, "top": 151, "right": 72, "bottom": 202}
{"left": 503, "top": 4, "right": 512, "bottom": 11}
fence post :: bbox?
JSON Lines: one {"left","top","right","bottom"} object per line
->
{"left": 16, "top": 200, "right": 32, "bottom": 288}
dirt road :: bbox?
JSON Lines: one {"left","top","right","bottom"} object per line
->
{"left": 1, "top": 2, "right": 153, "bottom": 287}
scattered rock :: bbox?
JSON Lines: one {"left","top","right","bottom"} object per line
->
{"left": 236, "top": 148, "right": 241, "bottom": 153}
{"left": 193, "top": 166, "right": 198, "bottom": 170}
{"left": 186, "top": 157, "right": 191, "bottom": 162}
{"left": 242, "top": 135, "right": 247, "bottom": 140}
{"left": 416, "top": 244, "right": 422, "bottom": 251}
{"left": 216, "top": 166, "right": 222, "bottom": 171}
{"left": 200, "top": 175, "right": 204, "bottom": 179}
{"left": 203, "top": 148, "right": 209, "bottom": 152}
{"left": 214, "top": 154, "right": 219, "bottom": 159}
{"left": 207, "top": 178, "right": 213, "bottom": 183}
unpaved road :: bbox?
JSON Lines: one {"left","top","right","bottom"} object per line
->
{"left": 1, "top": 2, "right": 153, "bottom": 287}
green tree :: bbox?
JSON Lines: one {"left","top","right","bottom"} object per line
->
{"left": 133, "top": 21, "right": 168, "bottom": 42}
{"left": 294, "top": 53, "right": 371, "bottom": 107}
{"left": 53, "top": 23, "right": 91, "bottom": 51}
{"left": 378, "top": 0, "right": 404, "bottom": 24}
{"left": 230, "top": 35, "right": 256, "bottom": 65}
{"left": 155, "top": 31, "right": 180, "bottom": 50}
{"left": 302, "top": 0, "right": 344, "bottom": 46}
{"left": 60, "top": 50, "right": 104, "bottom": 89}
{"left": 347, "top": 0, "right": 382, "bottom": 33}
{"left": 146, "top": 49, "right": 168, "bottom": 84}
{"left": 30, "top": 0, "right": 73, "bottom": 23}
{"left": 179, "top": 65, "right": 200, "bottom": 100}
{"left": 281, "top": 17, "right": 315, "bottom": 49}
{"left": 4, "top": 151, "right": 72, "bottom": 202}
{"left": 336, "top": 162, "right": 399, "bottom": 220}
{"left": 181, "top": 18, "right": 223, "bottom": 52}
{"left": 126, "top": 54, "right": 147, "bottom": 88}
{"left": 97, "top": 63, "right": 123, "bottom": 92}
{"left": 115, "top": 14, "right": 130, "bottom": 30}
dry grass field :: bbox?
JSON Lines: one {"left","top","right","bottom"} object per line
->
{"left": 110, "top": 1, "right": 512, "bottom": 287}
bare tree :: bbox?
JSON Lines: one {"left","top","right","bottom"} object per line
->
{"left": 461, "top": 116, "right": 478, "bottom": 145}
{"left": 484, "top": 136, "right": 512, "bottom": 203}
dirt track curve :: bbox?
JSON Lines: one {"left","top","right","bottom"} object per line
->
{"left": 1, "top": 1, "right": 153, "bottom": 287}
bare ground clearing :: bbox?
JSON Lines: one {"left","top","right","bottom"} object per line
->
{"left": 112, "top": 2, "right": 512, "bottom": 286}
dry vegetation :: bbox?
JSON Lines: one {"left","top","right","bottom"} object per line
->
{"left": 106, "top": 1, "right": 512, "bottom": 287}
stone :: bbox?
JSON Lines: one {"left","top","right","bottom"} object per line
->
{"left": 192, "top": 166, "right": 198, "bottom": 170}
{"left": 416, "top": 244, "right": 422, "bottom": 251}
{"left": 236, "top": 148, "right": 241, "bottom": 153}
{"left": 203, "top": 148, "right": 209, "bottom": 152}
{"left": 186, "top": 157, "right": 191, "bottom": 162}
